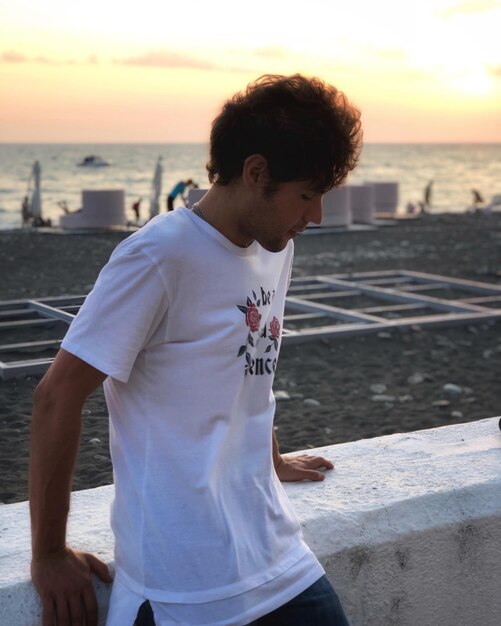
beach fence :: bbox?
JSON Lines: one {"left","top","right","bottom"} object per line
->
{"left": 1, "top": 417, "right": 500, "bottom": 625}
{"left": 2, "top": 270, "right": 501, "bottom": 379}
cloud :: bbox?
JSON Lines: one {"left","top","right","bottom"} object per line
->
{"left": 34, "top": 56, "right": 56, "bottom": 64}
{"left": 1, "top": 47, "right": 264, "bottom": 74}
{"left": 1, "top": 51, "right": 99, "bottom": 65}
{"left": 114, "top": 49, "right": 253, "bottom": 74}
{"left": 116, "top": 50, "right": 218, "bottom": 70}
{"left": 439, "top": 0, "right": 499, "bottom": 17}
{"left": 2, "top": 51, "right": 27, "bottom": 63}
{"left": 1, "top": 51, "right": 59, "bottom": 64}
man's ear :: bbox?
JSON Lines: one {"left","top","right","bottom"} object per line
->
{"left": 242, "top": 154, "right": 268, "bottom": 188}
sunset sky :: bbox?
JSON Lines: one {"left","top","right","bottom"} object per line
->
{"left": 1, "top": 0, "right": 500, "bottom": 143}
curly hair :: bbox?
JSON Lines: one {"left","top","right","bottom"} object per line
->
{"left": 207, "top": 74, "right": 362, "bottom": 193}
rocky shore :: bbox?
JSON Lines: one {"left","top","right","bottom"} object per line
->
{"left": 1, "top": 211, "right": 500, "bottom": 504}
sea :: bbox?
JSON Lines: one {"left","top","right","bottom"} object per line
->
{"left": 0, "top": 143, "right": 500, "bottom": 230}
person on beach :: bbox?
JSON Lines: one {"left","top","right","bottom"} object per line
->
{"left": 423, "top": 180, "right": 433, "bottom": 211}
{"left": 471, "top": 189, "right": 484, "bottom": 210}
{"left": 166, "top": 178, "right": 197, "bottom": 211}
{"left": 29, "top": 74, "right": 362, "bottom": 626}
{"left": 21, "top": 195, "right": 31, "bottom": 226}
{"left": 131, "top": 197, "right": 142, "bottom": 221}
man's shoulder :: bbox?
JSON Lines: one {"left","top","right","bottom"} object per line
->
{"left": 117, "top": 210, "right": 194, "bottom": 261}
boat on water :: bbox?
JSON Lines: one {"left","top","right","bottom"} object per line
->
{"left": 77, "top": 155, "right": 111, "bottom": 167}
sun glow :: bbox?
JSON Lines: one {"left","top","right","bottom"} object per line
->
{"left": 452, "top": 68, "right": 493, "bottom": 95}
{"left": 1, "top": 0, "right": 500, "bottom": 142}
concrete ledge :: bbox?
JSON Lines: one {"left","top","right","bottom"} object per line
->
{"left": 1, "top": 417, "right": 500, "bottom": 625}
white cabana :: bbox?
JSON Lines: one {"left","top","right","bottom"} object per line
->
{"left": 367, "top": 181, "right": 399, "bottom": 215}
{"left": 187, "top": 187, "right": 208, "bottom": 208}
{"left": 149, "top": 157, "right": 163, "bottom": 219}
{"left": 349, "top": 184, "right": 375, "bottom": 224}
{"left": 60, "top": 190, "right": 126, "bottom": 229}
{"left": 319, "top": 186, "right": 351, "bottom": 227}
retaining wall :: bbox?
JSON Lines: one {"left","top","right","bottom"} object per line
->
{"left": 1, "top": 417, "right": 500, "bottom": 625}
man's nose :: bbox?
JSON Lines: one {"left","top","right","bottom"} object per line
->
{"left": 307, "top": 196, "right": 323, "bottom": 225}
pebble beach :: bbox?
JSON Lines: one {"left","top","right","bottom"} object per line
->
{"left": 1, "top": 211, "right": 500, "bottom": 504}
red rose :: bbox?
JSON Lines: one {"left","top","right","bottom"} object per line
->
{"left": 246, "top": 303, "right": 261, "bottom": 332}
{"left": 269, "top": 316, "right": 280, "bottom": 339}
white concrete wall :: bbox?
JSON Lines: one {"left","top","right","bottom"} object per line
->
{"left": 1, "top": 417, "right": 500, "bottom": 626}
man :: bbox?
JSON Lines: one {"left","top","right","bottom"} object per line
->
{"left": 423, "top": 180, "right": 433, "bottom": 212}
{"left": 132, "top": 197, "right": 142, "bottom": 221}
{"left": 30, "top": 74, "right": 362, "bottom": 626}
{"left": 471, "top": 188, "right": 484, "bottom": 210}
{"left": 167, "top": 178, "right": 197, "bottom": 211}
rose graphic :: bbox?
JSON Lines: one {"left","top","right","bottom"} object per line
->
{"left": 269, "top": 316, "right": 280, "bottom": 340}
{"left": 246, "top": 303, "right": 261, "bottom": 332}
{"left": 265, "top": 316, "right": 281, "bottom": 353}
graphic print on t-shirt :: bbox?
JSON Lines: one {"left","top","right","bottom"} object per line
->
{"left": 236, "top": 286, "right": 281, "bottom": 376}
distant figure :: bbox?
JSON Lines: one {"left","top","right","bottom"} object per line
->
{"left": 471, "top": 189, "right": 484, "bottom": 210}
{"left": 405, "top": 201, "right": 416, "bottom": 215}
{"left": 167, "top": 179, "right": 198, "bottom": 212}
{"left": 21, "top": 195, "right": 32, "bottom": 226}
{"left": 423, "top": 180, "right": 433, "bottom": 211}
{"left": 132, "top": 198, "right": 142, "bottom": 221}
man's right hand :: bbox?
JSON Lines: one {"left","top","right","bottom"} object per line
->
{"left": 31, "top": 547, "right": 113, "bottom": 626}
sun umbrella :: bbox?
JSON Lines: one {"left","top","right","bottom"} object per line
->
{"left": 149, "top": 157, "right": 163, "bottom": 219}
{"left": 29, "top": 160, "right": 42, "bottom": 220}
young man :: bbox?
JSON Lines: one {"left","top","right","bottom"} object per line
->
{"left": 29, "top": 74, "right": 362, "bottom": 626}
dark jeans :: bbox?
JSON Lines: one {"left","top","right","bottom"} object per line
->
{"left": 135, "top": 575, "right": 349, "bottom": 625}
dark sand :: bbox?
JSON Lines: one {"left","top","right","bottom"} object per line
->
{"left": 1, "top": 212, "right": 500, "bottom": 504}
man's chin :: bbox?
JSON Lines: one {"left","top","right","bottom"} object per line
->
{"left": 259, "top": 238, "right": 289, "bottom": 253}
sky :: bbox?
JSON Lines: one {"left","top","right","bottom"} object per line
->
{"left": 0, "top": 0, "right": 500, "bottom": 143}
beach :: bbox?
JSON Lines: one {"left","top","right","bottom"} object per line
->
{"left": 1, "top": 211, "right": 500, "bottom": 505}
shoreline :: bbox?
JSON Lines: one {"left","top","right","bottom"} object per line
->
{"left": 1, "top": 211, "right": 500, "bottom": 504}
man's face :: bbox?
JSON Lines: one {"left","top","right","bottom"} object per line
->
{"left": 240, "top": 180, "right": 323, "bottom": 253}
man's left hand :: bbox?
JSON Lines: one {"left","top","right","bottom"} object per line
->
{"left": 275, "top": 454, "right": 334, "bottom": 482}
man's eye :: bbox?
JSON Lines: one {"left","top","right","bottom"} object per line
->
{"left": 302, "top": 194, "right": 313, "bottom": 200}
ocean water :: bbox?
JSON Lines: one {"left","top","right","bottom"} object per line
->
{"left": 0, "top": 143, "right": 499, "bottom": 229}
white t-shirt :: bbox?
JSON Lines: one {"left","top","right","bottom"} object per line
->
{"left": 62, "top": 208, "right": 323, "bottom": 625}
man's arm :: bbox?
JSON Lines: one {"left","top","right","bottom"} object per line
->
{"left": 272, "top": 429, "right": 334, "bottom": 482}
{"left": 29, "top": 349, "right": 112, "bottom": 626}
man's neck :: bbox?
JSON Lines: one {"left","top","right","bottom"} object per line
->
{"left": 194, "top": 184, "right": 253, "bottom": 248}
